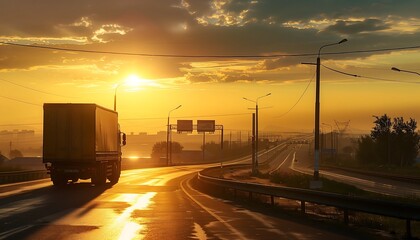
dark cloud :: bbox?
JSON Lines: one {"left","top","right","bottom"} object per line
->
{"left": 324, "top": 19, "right": 390, "bottom": 34}
{"left": 0, "top": 0, "right": 190, "bottom": 37}
{"left": 0, "top": 0, "right": 419, "bottom": 83}
{"left": 243, "top": 0, "right": 420, "bottom": 23}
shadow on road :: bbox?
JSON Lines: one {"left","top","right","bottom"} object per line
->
{"left": 0, "top": 182, "right": 113, "bottom": 238}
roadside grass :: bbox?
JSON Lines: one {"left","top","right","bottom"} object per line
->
{"left": 351, "top": 212, "right": 420, "bottom": 239}
{"left": 269, "top": 172, "right": 371, "bottom": 196}
{"left": 263, "top": 171, "right": 420, "bottom": 203}
{"left": 324, "top": 158, "right": 420, "bottom": 178}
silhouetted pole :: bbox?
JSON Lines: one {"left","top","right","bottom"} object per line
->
{"left": 202, "top": 131, "right": 206, "bottom": 161}
{"left": 243, "top": 93, "right": 271, "bottom": 172}
{"left": 166, "top": 105, "right": 181, "bottom": 166}
{"left": 255, "top": 103, "right": 259, "bottom": 168}
{"left": 314, "top": 39, "right": 347, "bottom": 180}
{"left": 114, "top": 83, "right": 121, "bottom": 111}
{"left": 252, "top": 113, "right": 256, "bottom": 174}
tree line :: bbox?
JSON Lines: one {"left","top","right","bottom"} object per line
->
{"left": 357, "top": 114, "right": 420, "bottom": 167}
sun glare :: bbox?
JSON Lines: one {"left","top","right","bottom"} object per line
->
{"left": 122, "top": 74, "right": 160, "bottom": 92}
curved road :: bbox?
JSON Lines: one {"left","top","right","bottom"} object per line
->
{"left": 0, "top": 164, "right": 369, "bottom": 240}
{"left": 267, "top": 143, "right": 420, "bottom": 198}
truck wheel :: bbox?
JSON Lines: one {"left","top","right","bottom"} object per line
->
{"left": 52, "top": 175, "right": 67, "bottom": 187}
{"left": 92, "top": 164, "right": 106, "bottom": 185}
{"left": 108, "top": 162, "right": 120, "bottom": 184}
{"left": 71, "top": 178, "right": 79, "bottom": 183}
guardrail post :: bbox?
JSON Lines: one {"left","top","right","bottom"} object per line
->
{"left": 343, "top": 209, "right": 349, "bottom": 225}
{"left": 301, "top": 201, "right": 305, "bottom": 213}
{"left": 271, "top": 195, "right": 274, "bottom": 206}
{"left": 234, "top": 189, "right": 237, "bottom": 200}
{"left": 249, "top": 192, "right": 253, "bottom": 201}
{"left": 406, "top": 219, "right": 412, "bottom": 239}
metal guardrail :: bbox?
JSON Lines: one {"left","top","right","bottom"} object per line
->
{"left": 0, "top": 170, "right": 49, "bottom": 184}
{"left": 198, "top": 167, "right": 420, "bottom": 238}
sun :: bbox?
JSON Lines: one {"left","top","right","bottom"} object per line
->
{"left": 122, "top": 74, "right": 160, "bottom": 92}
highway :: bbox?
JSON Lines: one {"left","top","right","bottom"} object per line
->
{"left": 267, "top": 143, "right": 420, "bottom": 198}
{"left": 1, "top": 164, "right": 370, "bottom": 240}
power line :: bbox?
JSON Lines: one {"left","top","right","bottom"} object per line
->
{"left": 0, "top": 95, "right": 42, "bottom": 106}
{"left": 0, "top": 123, "right": 41, "bottom": 126}
{"left": 1, "top": 41, "right": 419, "bottom": 58}
{"left": 121, "top": 112, "right": 251, "bottom": 121}
{"left": 0, "top": 78, "right": 74, "bottom": 98}
{"left": 276, "top": 73, "right": 315, "bottom": 118}
{"left": 322, "top": 64, "right": 420, "bottom": 84}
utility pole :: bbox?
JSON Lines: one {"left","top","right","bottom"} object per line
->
{"left": 243, "top": 93, "right": 271, "bottom": 172}
{"left": 202, "top": 131, "right": 206, "bottom": 161}
{"left": 252, "top": 113, "right": 256, "bottom": 174}
{"left": 166, "top": 105, "right": 181, "bottom": 166}
{"left": 303, "top": 39, "right": 347, "bottom": 182}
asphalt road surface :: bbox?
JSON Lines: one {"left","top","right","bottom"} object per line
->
{"left": 0, "top": 164, "right": 372, "bottom": 240}
{"left": 267, "top": 143, "right": 420, "bottom": 198}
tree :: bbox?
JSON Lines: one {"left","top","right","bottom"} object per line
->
{"left": 391, "top": 117, "right": 419, "bottom": 166}
{"left": 151, "top": 141, "right": 183, "bottom": 159}
{"left": 357, "top": 114, "right": 420, "bottom": 166}
{"left": 370, "top": 114, "right": 392, "bottom": 164}
{"left": 356, "top": 135, "right": 377, "bottom": 164}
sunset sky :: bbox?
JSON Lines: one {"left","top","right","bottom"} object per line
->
{"left": 0, "top": 0, "right": 419, "bottom": 135}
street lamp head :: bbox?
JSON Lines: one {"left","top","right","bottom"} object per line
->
{"left": 391, "top": 67, "right": 401, "bottom": 72}
{"left": 176, "top": 105, "right": 182, "bottom": 109}
{"left": 266, "top": 93, "right": 272, "bottom": 96}
{"left": 338, "top": 39, "right": 348, "bottom": 44}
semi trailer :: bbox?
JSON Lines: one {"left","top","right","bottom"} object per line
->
{"left": 43, "top": 103, "right": 126, "bottom": 186}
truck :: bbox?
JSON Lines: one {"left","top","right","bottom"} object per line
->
{"left": 43, "top": 103, "right": 126, "bottom": 186}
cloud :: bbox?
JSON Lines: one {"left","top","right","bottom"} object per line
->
{"left": 91, "top": 24, "right": 133, "bottom": 43}
{"left": 324, "top": 18, "right": 390, "bottom": 34}
{"left": 253, "top": 58, "right": 302, "bottom": 71}
{"left": 185, "top": 70, "right": 255, "bottom": 83}
{"left": 0, "top": 0, "right": 419, "bottom": 83}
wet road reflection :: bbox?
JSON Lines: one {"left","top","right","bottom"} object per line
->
{"left": 1, "top": 165, "right": 375, "bottom": 239}
{"left": 115, "top": 192, "right": 156, "bottom": 240}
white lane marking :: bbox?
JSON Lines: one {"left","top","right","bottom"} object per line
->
{"left": 180, "top": 178, "right": 247, "bottom": 240}
{"left": 0, "top": 178, "right": 49, "bottom": 188}
{"left": 0, "top": 225, "right": 33, "bottom": 239}
{"left": 0, "top": 181, "right": 51, "bottom": 198}
{"left": 237, "top": 210, "right": 289, "bottom": 238}
{"left": 269, "top": 151, "right": 292, "bottom": 174}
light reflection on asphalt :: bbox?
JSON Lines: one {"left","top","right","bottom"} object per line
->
{"left": 114, "top": 192, "right": 156, "bottom": 240}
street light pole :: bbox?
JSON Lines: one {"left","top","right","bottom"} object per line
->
{"left": 314, "top": 39, "right": 347, "bottom": 180}
{"left": 166, "top": 105, "right": 182, "bottom": 166}
{"left": 243, "top": 93, "right": 271, "bottom": 171}
{"left": 391, "top": 67, "right": 420, "bottom": 76}
{"left": 114, "top": 83, "right": 122, "bottom": 111}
